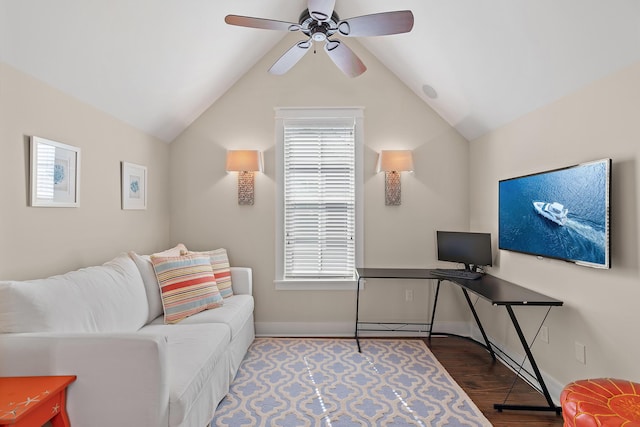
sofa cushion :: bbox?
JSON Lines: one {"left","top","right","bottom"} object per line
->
{"left": 0, "top": 254, "right": 148, "bottom": 333}
{"left": 150, "top": 254, "right": 224, "bottom": 324}
{"left": 137, "top": 323, "right": 231, "bottom": 427}
{"left": 183, "top": 248, "right": 234, "bottom": 298}
{"left": 152, "top": 294, "right": 254, "bottom": 340}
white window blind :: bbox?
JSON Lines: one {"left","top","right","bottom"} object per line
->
{"left": 283, "top": 118, "right": 356, "bottom": 279}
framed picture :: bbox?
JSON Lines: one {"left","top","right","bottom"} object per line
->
{"left": 30, "top": 136, "right": 81, "bottom": 207}
{"left": 121, "top": 162, "right": 147, "bottom": 210}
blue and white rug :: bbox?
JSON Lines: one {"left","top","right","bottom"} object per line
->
{"left": 213, "top": 338, "right": 492, "bottom": 426}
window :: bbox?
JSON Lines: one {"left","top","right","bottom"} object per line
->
{"left": 275, "top": 108, "right": 364, "bottom": 290}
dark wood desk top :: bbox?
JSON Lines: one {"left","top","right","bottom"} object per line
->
{"left": 356, "top": 267, "right": 563, "bottom": 307}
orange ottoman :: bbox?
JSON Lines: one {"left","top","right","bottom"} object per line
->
{"left": 561, "top": 378, "right": 640, "bottom": 427}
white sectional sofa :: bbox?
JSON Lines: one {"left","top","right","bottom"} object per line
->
{"left": 0, "top": 251, "right": 255, "bottom": 427}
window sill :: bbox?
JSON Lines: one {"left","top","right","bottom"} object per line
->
{"left": 274, "top": 278, "right": 360, "bottom": 291}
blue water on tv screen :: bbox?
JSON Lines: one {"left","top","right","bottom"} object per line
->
{"left": 499, "top": 159, "right": 610, "bottom": 268}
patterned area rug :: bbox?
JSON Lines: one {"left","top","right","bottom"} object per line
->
{"left": 212, "top": 338, "right": 492, "bottom": 426}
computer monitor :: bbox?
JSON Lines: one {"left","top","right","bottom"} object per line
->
{"left": 436, "top": 231, "right": 493, "bottom": 272}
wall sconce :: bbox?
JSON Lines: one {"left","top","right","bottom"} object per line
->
{"left": 225, "top": 150, "right": 263, "bottom": 205}
{"left": 377, "top": 150, "right": 414, "bottom": 206}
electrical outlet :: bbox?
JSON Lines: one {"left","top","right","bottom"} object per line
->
{"left": 540, "top": 326, "right": 549, "bottom": 343}
{"left": 575, "top": 342, "right": 586, "bottom": 364}
{"left": 405, "top": 289, "right": 413, "bottom": 302}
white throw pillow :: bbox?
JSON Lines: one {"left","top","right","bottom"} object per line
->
{"left": 129, "top": 244, "right": 187, "bottom": 323}
{"left": 0, "top": 254, "right": 148, "bottom": 333}
{"left": 129, "top": 252, "right": 164, "bottom": 323}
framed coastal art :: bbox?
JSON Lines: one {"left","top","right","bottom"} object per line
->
{"left": 121, "top": 162, "right": 147, "bottom": 210}
{"left": 30, "top": 136, "right": 81, "bottom": 207}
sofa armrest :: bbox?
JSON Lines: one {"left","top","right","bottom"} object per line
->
{"left": 0, "top": 333, "right": 169, "bottom": 427}
{"left": 230, "top": 267, "right": 252, "bottom": 295}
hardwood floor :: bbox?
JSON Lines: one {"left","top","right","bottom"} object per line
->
{"left": 425, "top": 336, "right": 564, "bottom": 427}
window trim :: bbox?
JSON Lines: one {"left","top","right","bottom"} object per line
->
{"left": 274, "top": 107, "right": 364, "bottom": 290}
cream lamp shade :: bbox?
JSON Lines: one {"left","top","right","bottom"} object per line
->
{"left": 225, "top": 150, "right": 263, "bottom": 172}
{"left": 376, "top": 150, "right": 413, "bottom": 206}
{"left": 376, "top": 150, "right": 414, "bottom": 173}
{"left": 226, "top": 150, "right": 263, "bottom": 205}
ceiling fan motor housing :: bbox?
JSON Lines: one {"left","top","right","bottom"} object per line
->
{"left": 299, "top": 9, "right": 339, "bottom": 41}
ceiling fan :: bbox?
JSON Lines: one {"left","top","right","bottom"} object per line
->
{"left": 225, "top": 0, "right": 414, "bottom": 78}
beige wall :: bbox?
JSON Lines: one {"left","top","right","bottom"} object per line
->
{"left": 170, "top": 34, "right": 472, "bottom": 334}
{"left": 469, "top": 62, "right": 640, "bottom": 387}
{"left": 0, "top": 63, "right": 171, "bottom": 280}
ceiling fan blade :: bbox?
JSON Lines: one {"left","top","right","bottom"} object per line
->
{"left": 324, "top": 40, "right": 366, "bottom": 78}
{"left": 225, "top": 15, "right": 301, "bottom": 32}
{"left": 307, "top": 0, "right": 336, "bottom": 22}
{"left": 337, "top": 10, "right": 414, "bottom": 37}
{"left": 269, "top": 39, "right": 313, "bottom": 75}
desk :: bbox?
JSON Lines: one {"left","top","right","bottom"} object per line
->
{"left": 0, "top": 375, "right": 76, "bottom": 427}
{"left": 355, "top": 267, "right": 563, "bottom": 414}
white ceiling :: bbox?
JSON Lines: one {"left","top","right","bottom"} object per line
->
{"left": 2, "top": 1, "right": 640, "bottom": 142}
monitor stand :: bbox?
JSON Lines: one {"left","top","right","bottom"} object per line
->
{"left": 464, "top": 263, "right": 479, "bottom": 272}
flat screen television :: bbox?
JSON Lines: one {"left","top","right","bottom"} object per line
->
{"left": 436, "top": 231, "right": 493, "bottom": 272}
{"left": 499, "top": 158, "right": 611, "bottom": 269}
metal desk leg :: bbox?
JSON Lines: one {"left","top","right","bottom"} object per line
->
{"left": 428, "top": 279, "right": 442, "bottom": 342}
{"left": 461, "top": 289, "right": 496, "bottom": 360}
{"left": 355, "top": 276, "right": 362, "bottom": 353}
{"left": 493, "top": 305, "right": 561, "bottom": 414}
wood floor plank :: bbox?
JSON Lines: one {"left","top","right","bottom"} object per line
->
{"left": 425, "top": 336, "right": 564, "bottom": 427}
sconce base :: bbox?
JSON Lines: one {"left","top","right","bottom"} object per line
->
{"left": 385, "top": 171, "right": 401, "bottom": 206}
{"left": 238, "top": 171, "right": 255, "bottom": 205}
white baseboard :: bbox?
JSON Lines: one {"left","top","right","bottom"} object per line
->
{"left": 255, "top": 320, "right": 470, "bottom": 338}
{"left": 256, "top": 322, "right": 354, "bottom": 337}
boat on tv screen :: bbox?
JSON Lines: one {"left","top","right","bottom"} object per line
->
{"left": 499, "top": 159, "right": 610, "bottom": 268}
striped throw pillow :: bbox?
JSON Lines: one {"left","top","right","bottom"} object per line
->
{"left": 183, "top": 248, "right": 234, "bottom": 298}
{"left": 150, "top": 254, "right": 224, "bottom": 324}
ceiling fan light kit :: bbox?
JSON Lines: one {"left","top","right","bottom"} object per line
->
{"left": 225, "top": 0, "right": 414, "bottom": 78}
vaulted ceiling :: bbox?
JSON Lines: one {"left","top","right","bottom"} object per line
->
{"left": 2, "top": 1, "right": 639, "bottom": 143}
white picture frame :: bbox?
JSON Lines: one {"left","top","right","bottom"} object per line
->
{"left": 30, "top": 136, "right": 81, "bottom": 207}
{"left": 121, "top": 162, "right": 147, "bottom": 210}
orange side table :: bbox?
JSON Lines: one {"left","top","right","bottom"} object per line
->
{"left": 0, "top": 376, "right": 76, "bottom": 427}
